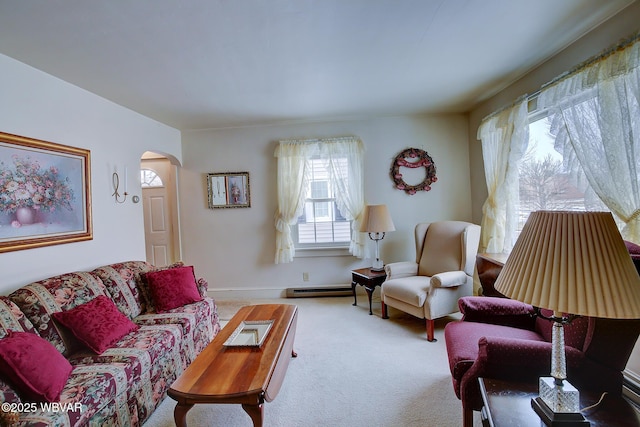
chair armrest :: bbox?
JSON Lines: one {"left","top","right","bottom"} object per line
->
{"left": 468, "top": 336, "right": 584, "bottom": 380}
{"left": 459, "top": 296, "right": 536, "bottom": 330}
{"left": 431, "top": 271, "right": 467, "bottom": 288}
{"left": 384, "top": 262, "right": 418, "bottom": 280}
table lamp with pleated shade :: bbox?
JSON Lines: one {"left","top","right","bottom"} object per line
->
{"left": 494, "top": 211, "right": 640, "bottom": 426}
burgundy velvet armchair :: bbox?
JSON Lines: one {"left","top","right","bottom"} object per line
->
{"left": 444, "top": 296, "right": 640, "bottom": 427}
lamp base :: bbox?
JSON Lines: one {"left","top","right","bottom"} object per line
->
{"left": 532, "top": 397, "right": 589, "bottom": 426}
{"left": 371, "top": 256, "right": 384, "bottom": 272}
{"left": 532, "top": 377, "right": 588, "bottom": 426}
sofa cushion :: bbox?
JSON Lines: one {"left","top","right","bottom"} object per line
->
{"left": 0, "top": 331, "right": 72, "bottom": 402}
{"left": 9, "top": 271, "right": 109, "bottom": 355}
{"left": 143, "top": 266, "right": 203, "bottom": 313}
{"left": 0, "top": 296, "right": 38, "bottom": 338}
{"left": 15, "top": 363, "right": 132, "bottom": 426}
{"left": 68, "top": 323, "right": 184, "bottom": 422}
{"left": 0, "top": 297, "right": 38, "bottom": 406}
{"left": 53, "top": 295, "right": 139, "bottom": 354}
{"left": 91, "top": 261, "right": 153, "bottom": 318}
{"left": 135, "top": 297, "right": 219, "bottom": 369}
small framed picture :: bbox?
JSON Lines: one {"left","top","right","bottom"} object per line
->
{"left": 207, "top": 172, "right": 250, "bottom": 208}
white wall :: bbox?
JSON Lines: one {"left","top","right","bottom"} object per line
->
{"left": 466, "top": 2, "right": 640, "bottom": 385}
{"left": 0, "top": 54, "right": 181, "bottom": 294}
{"left": 468, "top": 1, "right": 640, "bottom": 225}
{"left": 180, "top": 114, "right": 472, "bottom": 297}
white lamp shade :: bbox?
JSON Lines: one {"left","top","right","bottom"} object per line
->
{"left": 359, "top": 205, "right": 395, "bottom": 233}
{"left": 494, "top": 211, "right": 640, "bottom": 319}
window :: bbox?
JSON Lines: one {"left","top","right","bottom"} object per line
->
{"left": 294, "top": 157, "right": 351, "bottom": 247}
{"left": 140, "top": 169, "right": 163, "bottom": 188}
{"left": 274, "top": 136, "right": 364, "bottom": 264}
{"left": 517, "top": 114, "right": 608, "bottom": 234}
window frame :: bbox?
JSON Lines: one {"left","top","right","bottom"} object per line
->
{"left": 292, "top": 156, "right": 352, "bottom": 252}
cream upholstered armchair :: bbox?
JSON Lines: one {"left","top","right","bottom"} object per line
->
{"left": 381, "top": 221, "right": 481, "bottom": 341}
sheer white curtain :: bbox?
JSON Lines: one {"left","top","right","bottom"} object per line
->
{"left": 274, "top": 142, "right": 314, "bottom": 264}
{"left": 274, "top": 137, "right": 365, "bottom": 263}
{"left": 321, "top": 138, "right": 366, "bottom": 257}
{"left": 538, "top": 37, "right": 640, "bottom": 242}
{"left": 477, "top": 99, "right": 529, "bottom": 253}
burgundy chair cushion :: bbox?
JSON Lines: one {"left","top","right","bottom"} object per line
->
{"left": 625, "top": 240, "right": 640, "bottom": 255}
{"left": 0, "top": 331, "right": 72, "bottom": 402}
{"left": 534, "top": 310, "right": 590, "bottom": 351}
{"left": 53, "top": 295, "right": 139, "bottom": 354}
{"left": 459, "top": 296, "right": 536, "bottom": 330}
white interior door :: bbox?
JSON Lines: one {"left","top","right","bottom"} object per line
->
{"left": 141, "top": 158, "right": 177, "bottom": 267}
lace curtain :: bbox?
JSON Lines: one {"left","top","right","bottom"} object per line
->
{"left": 477, "top": 99, "right": 529, "bottom": 253}
{"left": 274, "top": 137, "right": 365, "bottom": 264}
{"left": 320, "top": 140, "right": 366, "bottom": 258}
{"left": 537, "top": 36, "right": 640, "bottom": 242}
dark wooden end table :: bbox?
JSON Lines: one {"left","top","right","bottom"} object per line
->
{"left": 476, "top": 253, "right": 509, "bottom": 297}
{"left": 351, "top": 267, "right": 386, "bottom": 315}
{"left": 479, "top": 377, "right": 640, "bottom": 427}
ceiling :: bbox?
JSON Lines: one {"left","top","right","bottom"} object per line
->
{"left": 0, "top": 0, "right": 635, "bottom": 130}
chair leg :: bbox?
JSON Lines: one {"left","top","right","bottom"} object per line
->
{"left": 426, "top": 319, "right": 436, "bottom": 342}
{"left": 463, "top": 406, "right": 474, "bottom": 427}
{"left": 381, "top": 301, "right": 389, "bottom": 319}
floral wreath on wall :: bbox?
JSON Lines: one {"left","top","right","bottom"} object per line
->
{"left": 390, "top": 148, "right": 437, "bottom": 195}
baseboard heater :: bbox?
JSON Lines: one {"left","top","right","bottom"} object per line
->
{"left": 286, "top": 286, "right": 352, "bottom": 298}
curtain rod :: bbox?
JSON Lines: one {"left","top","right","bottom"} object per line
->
{"left": 480, "top": 30, "right": 640, "bottom": 124}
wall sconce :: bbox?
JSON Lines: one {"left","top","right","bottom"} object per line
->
{"left": 112, "top": 168, "right": 128, "bottom": 203}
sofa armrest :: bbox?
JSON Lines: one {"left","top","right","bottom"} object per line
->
{"left": 459, "top": 296, "right": 536, "bottom": 330}
{"left": 196, "top": 277, "right": 209, "bottom": 298}
{"left": 384, "top": 262, "right": 418, "bottom": 280}
{"left": 431, "top": 271, "right": 467, "bottom": 288}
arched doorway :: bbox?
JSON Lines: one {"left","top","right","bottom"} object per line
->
{"left": 140, "top": 151, "right": 181, "bottom": 266}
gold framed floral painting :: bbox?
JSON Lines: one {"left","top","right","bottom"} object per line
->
{"left": 0, "top": 132, "right": 92, "bottom": 253}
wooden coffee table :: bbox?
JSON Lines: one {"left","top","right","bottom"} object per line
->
{"left": 168, "top": 304, "right": 298, "bottom": 427}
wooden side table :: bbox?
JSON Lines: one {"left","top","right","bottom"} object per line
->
{"left": 479, "top": 377, "right": 640, "bottom": 427}
{"left": 476, "top": 253, "right": 509, "bottom": 297}
{"left": 351, "top": 267, "right": 386, "bottom": 315}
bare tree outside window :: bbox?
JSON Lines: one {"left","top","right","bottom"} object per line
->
{"left": 516, "top": 116, "right": 605, "bottom": 234}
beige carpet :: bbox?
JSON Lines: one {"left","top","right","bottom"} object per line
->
{"left": 143, "top": 296, "right": 481, "bottom": 427}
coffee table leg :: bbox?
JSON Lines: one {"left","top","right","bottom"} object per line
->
{"left": 173, "top": 403, "right": 193, "bottom": 427}
{"left": 242, "top": 403, "right": 264, "bottom": 427}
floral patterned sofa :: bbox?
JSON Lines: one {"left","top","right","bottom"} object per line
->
{"left": 0, "top": 261, "right": 221, "bottom": 426}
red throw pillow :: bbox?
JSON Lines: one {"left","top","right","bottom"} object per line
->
{"left": 53, "top": 295, "right": 139, "bottom": 354}
{"left": 143, "top": 265, "right": 203, "bottom": 313}
{"left": 0, "top": 331, "right": 72, "bottom": 402}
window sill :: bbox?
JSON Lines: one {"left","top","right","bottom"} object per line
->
{"left": 294, "top": 247, "right": 351, "bottom": 257}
